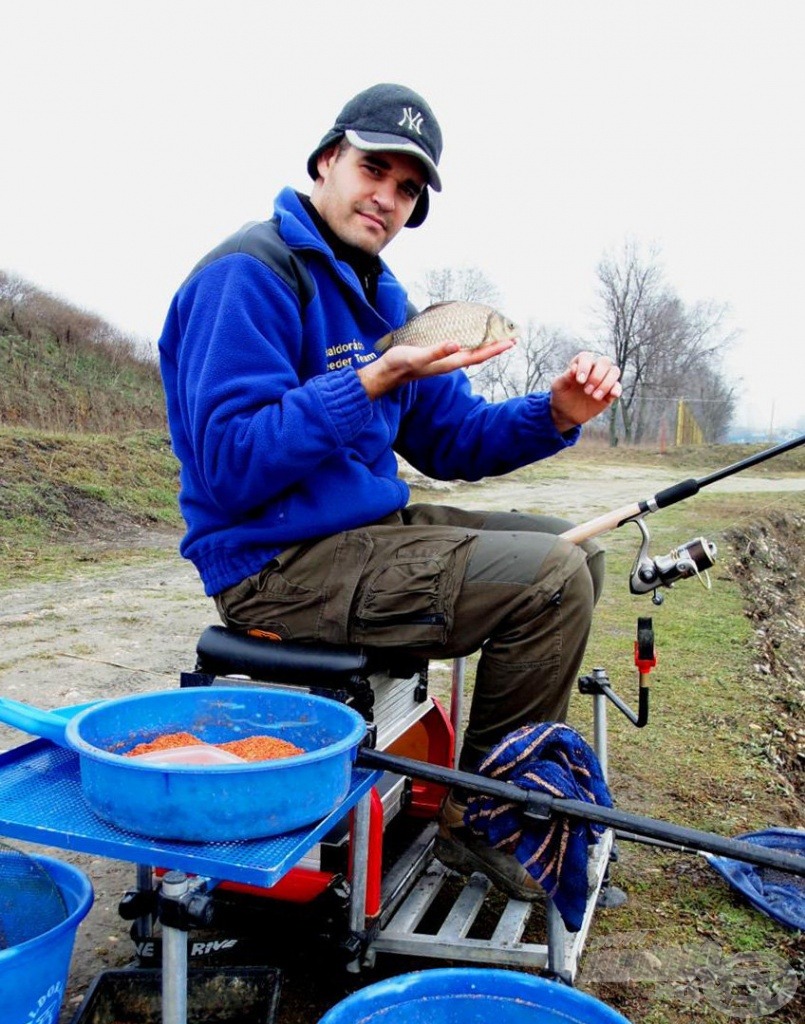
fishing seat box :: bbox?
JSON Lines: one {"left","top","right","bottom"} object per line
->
{"left": 184, "top": 625, "right": 451, "bottom": 825}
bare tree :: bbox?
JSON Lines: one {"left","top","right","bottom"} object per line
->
{"left": 594, "top": 240, "right": 664, "bottom": 445}
{"left": 0, "top": 270, "right": 36, "bottom": 307}
{"left": 469, "top": 321, "right": 572, "bottom": 400}
{"left": 417, "top": 266, "right": 502, "bottom": 307}
{"left": 594, "top": 241, "right": 735, "bottom": 445}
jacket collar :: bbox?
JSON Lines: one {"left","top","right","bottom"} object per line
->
{"left": 273, "top": 187, "right": 408, "bottom": 325}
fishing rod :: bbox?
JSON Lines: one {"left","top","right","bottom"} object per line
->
{"left": 561, "top": 433, "right": 805, "bottom": 603}
{"left": 562, "top": 433, "right": 805, "bottom": 546}
{"left": 357, "top": 747, "right": 805, "bottom": 878}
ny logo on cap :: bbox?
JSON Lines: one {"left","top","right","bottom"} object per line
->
{"left": 398, "top": 107, "right": 424, "bottom": 135}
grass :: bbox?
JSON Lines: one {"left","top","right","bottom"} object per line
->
{"left": 0, "top": 308, "right": 166, "bottom": 433}
{"left": 540, "top": 492, "right": 804, "bottom": 1022}
{"left": 0, "top": 428, "right": 180, "bottom": 515}
{"left": 0, "top": 428, "right": 183, "bottom": 585}
{"left": 565, "top": 437, "right": 805, "bottom": 475}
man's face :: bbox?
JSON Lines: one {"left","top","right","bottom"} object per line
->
{"left": 311, "top": 143, "right": 427, "bottom": 255}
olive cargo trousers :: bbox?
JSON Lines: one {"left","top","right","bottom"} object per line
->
{"left": 214, "top": 504, "right": 604, "bottom": 772}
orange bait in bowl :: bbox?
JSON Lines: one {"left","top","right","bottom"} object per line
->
{"left": 124, "top": 730, "right": 304, "bottom": 763}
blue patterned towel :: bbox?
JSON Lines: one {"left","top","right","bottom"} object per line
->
{"left": 464, "top": 722, "right": 613, "bottom": 931}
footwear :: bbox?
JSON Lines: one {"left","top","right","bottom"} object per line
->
{"left": 433, "top": 791, "right": 543, "bottom": 903}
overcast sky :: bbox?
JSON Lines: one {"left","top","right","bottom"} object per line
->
{"left": 2, "top": 1, "right": 802, "bottom": 432}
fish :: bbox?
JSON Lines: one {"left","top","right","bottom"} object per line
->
{"left": 374, "top": 301, "right": 520, "bottom": 353}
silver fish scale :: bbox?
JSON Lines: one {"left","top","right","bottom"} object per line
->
{"left": 378, "top": 301, "right": 518, "bottom": 354}
{"left": 395, "top": 304, "right": 493, "bottom": 349}
{"left": 383, "top": 302, "right": 515, "bottom": 351}
{"left": 402, "top": 304, "right": 492, "bottom": 348}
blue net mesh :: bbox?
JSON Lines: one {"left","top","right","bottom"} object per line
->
{"left": 0, "top": 843, "right": 68, "bottom": 949}
{"left": 706, "top": 828, "right": 805, "bottom": 931}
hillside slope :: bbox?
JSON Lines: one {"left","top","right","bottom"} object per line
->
{"left": 0, "top": 428, "right": 182, "bottom": 583}
{"left": 1, "top": 272, "right": 165, "bottom": 431}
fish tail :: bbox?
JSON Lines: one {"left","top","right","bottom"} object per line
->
{"left": 374, "top": 332, "right": 393, "bottom": 352}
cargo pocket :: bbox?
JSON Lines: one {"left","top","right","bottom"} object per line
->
{"left": 214, "top": 559, "right": 323, "bottom": 637}
{"left": 351, "top": 553, "right": 455, "bottom": 647}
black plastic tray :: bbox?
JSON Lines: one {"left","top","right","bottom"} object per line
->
{"left": 69, "top": 966, "right": 282, "bottom": 1024}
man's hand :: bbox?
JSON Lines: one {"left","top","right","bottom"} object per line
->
{"left": 550, "top": 352, "right": 622, "bottom": 434}
{"left": 358, "top": 339, "right": 516, "bottom": 400}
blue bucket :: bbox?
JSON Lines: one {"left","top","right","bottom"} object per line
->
{"left": 0, "top": 855, "right": 94, "bottom": 1024}
{"left": 318, "top": 968, "right": 632, "bottom": 1023}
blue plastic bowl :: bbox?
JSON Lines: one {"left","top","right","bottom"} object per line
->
{"left": 0, "top": 855, "right": 94, "bottom": 1024}
{"left": 317, "top": 968, "right": 632, "bottom": 1023}
{"left": 66, "top": 687, "right": 368, "bottom": 841}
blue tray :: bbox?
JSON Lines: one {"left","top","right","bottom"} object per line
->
{"left": 0, "top": 738, "right": 380, "bottom": 887}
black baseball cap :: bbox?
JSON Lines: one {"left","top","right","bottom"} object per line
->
{"left": 307, "top": 83, "right": 443, "bottom": 228}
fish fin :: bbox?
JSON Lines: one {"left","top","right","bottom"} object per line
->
{"left": 374, "top": 332, "right": 393, "bottom": 352}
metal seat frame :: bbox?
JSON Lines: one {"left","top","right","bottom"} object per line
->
{"left": 177, "top": 627, "right": 619, "bottom": 983}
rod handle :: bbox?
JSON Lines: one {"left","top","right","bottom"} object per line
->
{"left": 560, "top": 501, "right": 643, "bottom": 544}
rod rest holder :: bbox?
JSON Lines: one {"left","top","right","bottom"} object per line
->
{"left": 578, "top": 667, "right": 649, "bottom": 728}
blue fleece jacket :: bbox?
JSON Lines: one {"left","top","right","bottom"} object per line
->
{"left": 158, "top": 188, "right": 580, "bottom": 597}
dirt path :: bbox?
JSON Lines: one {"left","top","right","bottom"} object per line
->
{"left": 1, "top": 470, "right": 802, "bottom": 1022}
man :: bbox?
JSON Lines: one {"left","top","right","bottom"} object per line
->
{"left": 158, "top": 83, "right": 621, "bottom": 901}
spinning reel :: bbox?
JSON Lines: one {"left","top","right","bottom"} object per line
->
{"left": 629, "top": 518, "right": 717, "bottom": 604}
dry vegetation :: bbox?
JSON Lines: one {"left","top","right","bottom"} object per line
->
{"left": 726, "top": 511, "right": 805, "bottom": 800}
{"left": 0, "top": 270, "right": 165, "bottom": 432}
